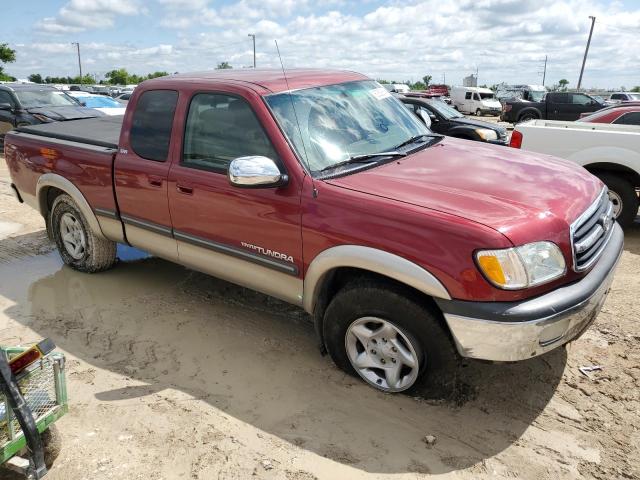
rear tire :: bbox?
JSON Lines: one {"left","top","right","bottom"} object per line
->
{"left": 50, "top": 194, "right": 117, "bottom": 272}
{"left": 595, "top": 173, "right": 638, "bottom": 228}
{"left": 518, "top": 111, "right": 539, "bottom": 122}
{"left": 323, "top": 277, "right": 459, "bottom": 395}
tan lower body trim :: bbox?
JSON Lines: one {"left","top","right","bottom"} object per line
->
{"left": 177, "top": 240, "right": 303, "bottom": 306}
{"left": 96, "top": 216, "right": 125, "bottom": 243}
{"left": 125, "top": 225, "right": 179, "bottom": 262}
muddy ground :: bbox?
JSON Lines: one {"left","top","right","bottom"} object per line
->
{"left": 0, "top": 159, "right": 638, "bottom": 480}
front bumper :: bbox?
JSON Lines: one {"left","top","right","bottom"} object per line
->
{"left": 435, "top": 223, "right": 623, "bottom": 361}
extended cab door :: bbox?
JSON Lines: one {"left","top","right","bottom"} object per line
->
{"left": 114, "top": 89, "right": 179, "bottom": 260}
{"left": 547, "top": 93, "right": 568, "bottom": 120}
{"left": 167, "top": 88, "right": 303, "bottom": 305}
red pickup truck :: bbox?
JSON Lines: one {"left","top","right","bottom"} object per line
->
{"left": 3, "top": 69, "right": 623, "bottom": 394}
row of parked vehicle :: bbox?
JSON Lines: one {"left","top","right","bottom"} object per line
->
{"left": 2, "top": 68, "right": 635, "bottom": 397}
{"left": 0, "top": 83, "right": 135, "bottom": 145}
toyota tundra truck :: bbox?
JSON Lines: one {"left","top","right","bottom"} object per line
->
{"left": 3, "top": 69, "right": 623, "bottom": 394}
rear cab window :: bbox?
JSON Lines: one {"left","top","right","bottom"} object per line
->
{"left": 130, "top": 90, "right": 178, "bottom": 161}
{"left": 182, "top": 93, "right": 278, "bottom": 173}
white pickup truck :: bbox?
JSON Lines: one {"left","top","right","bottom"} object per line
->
{"left": 510, "top": 120, "right": 640, "bottom": 227}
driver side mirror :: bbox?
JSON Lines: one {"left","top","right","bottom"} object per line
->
{"left": 0, "top": 103, "right": 13, "bottom": 112}
{"left": 228, "top": 156, "right": 288, "bottom": 189}
{"left": 417, "top": 109, "right": 433, "bottom": 128}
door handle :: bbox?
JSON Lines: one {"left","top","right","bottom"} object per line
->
{"left": 176, "top": 184, "right": 193, "bottom": 195}
{"left": 148, "top": 177, "right": 163, "bottom": 187}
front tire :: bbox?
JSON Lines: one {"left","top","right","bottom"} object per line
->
{"left": 323, "top": 278, "right": 459, "bottom": 394}
{"left": 475, "top": 108, "right": 482, "bottom": 116}
{"left": 596, "top": 173, "right": 638, "bottom": 228}
{"left": 50, "top": 194, "right": 117, "bottom": 272}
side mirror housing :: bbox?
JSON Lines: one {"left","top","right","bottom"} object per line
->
{"left": 0, "top": 102, "right": 13, "bottom": 111}
{"left": 417, "top": 109, "right": 432, "bottom": 128}
{"left": 228, "top": 156, "right": 287, "bottom": 188}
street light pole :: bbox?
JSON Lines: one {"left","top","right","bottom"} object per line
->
{"left": 247, "top": 34, "right": 256, "bottom": 68}
{"left": 577, "top": 16, "right": 596, "bottom": 91}
{"left": 71, "top": 42, "right": 82, "bottom": 84}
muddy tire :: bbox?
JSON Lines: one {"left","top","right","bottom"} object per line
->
{"left": 50, "top": 194, "right": 116, "bottom": 272}
{"left": 41, "top": 425, "right": 62, "bottom": 469}
{"left": 323, "top": 277, "right": 459, "bottom": 395}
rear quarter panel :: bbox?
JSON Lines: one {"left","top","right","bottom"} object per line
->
{"left": 517, "top": 122, "right": 640, "bottom": 175}
{"left": 3, "top": 132, "right": 118, "bottom": 214}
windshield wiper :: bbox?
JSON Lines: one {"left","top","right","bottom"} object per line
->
{"left": 318, "top": 151, "right": 406, "bottom": 173}
{"left": 393, "top": 134, "right": 443, "bottom": 150}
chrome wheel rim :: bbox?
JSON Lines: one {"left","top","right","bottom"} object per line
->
{"left": 608, "top": 190, "right": 623, "bottom": 218}
{"left": 60, "top": 212, "right": 86, "bottom": 260}
{"left": 345, "top": 317, "right": 420, "bottom": 392}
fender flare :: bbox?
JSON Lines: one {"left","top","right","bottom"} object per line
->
{"left": 36, "top": 173, "right": 107, "bottom": 240}
{"left": 303, "top": 245, "right": 451, "bottom": 314}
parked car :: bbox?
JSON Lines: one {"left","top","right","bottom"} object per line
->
{"left": 608, "top": 92, "right": 640, "bottom": 104}
{"left": 4, "top": 69, "right": 622, "bottom": 394}
{"left": 382, "top": 83, "right": 410, "bottom": 94}
{"left": 501, "top": 91, "right": 606, "bottom": 123}
{"left": 66, "top": 92, "right": 127, "bottom": 116}
{"left": 510, "top": 119, "right": 640, "bottom": 227}
{"left": 451, "top": 87, "right": 502, "bottom": 116}
{"left": 0, "top": 83, "right": 102, "bottom": 145}
{"left": 496, "top": 84, "right": 547, "bottom": 103}
{"left": 114, "top": 93, "right": 132, "bottom": 104}
{"left": 400, "top": 95, "right": 508, "bottom": 144}
{"left": 577, "top": 102, "right": 640, "bottom": 124}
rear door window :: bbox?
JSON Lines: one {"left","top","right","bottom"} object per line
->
{"left": 182, "top": 93, "right": 278, "bottom": 173}
{"left": 551, "top": 93, "right": 569, "bottom": 103}
{"left": 130, "top": 90, "right": 178, "bottom": 162}
{"left": 613, "top": 112, "right": 640, "bottom": 126}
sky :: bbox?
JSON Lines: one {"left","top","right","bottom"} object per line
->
{"left": 2, "top": 0, "right": 639, "bottom": 89}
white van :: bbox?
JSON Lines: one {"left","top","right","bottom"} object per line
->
{"left": 451, "top": 87, "right": 502, "bottom": 116}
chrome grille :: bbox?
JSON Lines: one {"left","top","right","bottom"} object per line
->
{"left": 571, "top": 189, "right": 615, "bottom": 272}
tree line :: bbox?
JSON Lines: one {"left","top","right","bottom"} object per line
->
{"left": 27, "top": 69, "right": 170, "bottom": 86}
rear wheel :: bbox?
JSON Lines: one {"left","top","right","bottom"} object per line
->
{"left": 595, "top": 173, "right": 638, "bottom": 228}
{"left": 518, "top": 111, "right": 539, "bottom": 122}
{"left": 323, "top": 278, "right": 459, "bottom": 394}
{"left": 50, "top": 194, "right": 117, "bottom": 272}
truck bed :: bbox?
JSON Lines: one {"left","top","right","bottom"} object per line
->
{"left": 16, "top": 115, "right": 123, "bottom": 149}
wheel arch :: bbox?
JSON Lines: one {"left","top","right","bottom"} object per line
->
{"left": 304, "top": 245, "right": 451, "bottom": 315}
{"left": 36, "top": 173, "right": 106, "bottom": 240}
{"left": 582, "top": 161, "right": 640, "bottom": 188}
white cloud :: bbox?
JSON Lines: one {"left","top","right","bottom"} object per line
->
{"left": 36, "top": 0, "right": 143, "bottom": 33}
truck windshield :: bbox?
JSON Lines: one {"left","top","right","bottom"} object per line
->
{"left": 15, "top": 90, "right": 78, "bottom": 108}
{"left": 265, "top": 80, "right": 429, "bottom": 174}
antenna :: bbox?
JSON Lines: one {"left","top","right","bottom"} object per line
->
{"left": 274, "top": 40, "right": 313, "bottom": 180}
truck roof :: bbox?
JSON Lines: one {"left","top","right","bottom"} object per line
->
{"left": 144, "top": 68, "right": 368, "bottom": 95}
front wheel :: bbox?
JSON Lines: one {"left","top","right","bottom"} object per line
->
{"left": 475, "top": 108, "right": 482, "bottom": 116}
{"left": 323, "top": 278, "right": 459, "bottom": 394}
{"left": 50, "top": 194, "right": 117, "bottom": 272}
{"left": 596, "top": 173, "right": 638, "bottom": 228}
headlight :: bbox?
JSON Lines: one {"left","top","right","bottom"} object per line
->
{"left": 476, "top": 241, "right": 566, "bottom": 289}
{"left": 474, "top": 128, "right": 498, "bottom": 141}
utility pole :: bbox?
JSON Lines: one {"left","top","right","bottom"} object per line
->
{"left": 577, "top": 16, "right": 596, "bottom": 91}
{"left": 247, "top": 34, "right": 256, "bottom": 68}
{"left": 71, "top": 42, "right": 82, "bottom": 84}
{"left": 475, "top": 66, "right": 479, "bottom": 86}
{"left": 542, "top": 55, "right": 547, "bottom": 86}
{"left": 443, "top": 72, "right": 446, "bottom": 85}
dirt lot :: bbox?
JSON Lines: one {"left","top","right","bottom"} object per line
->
{"left": 0, "top": 158, "right": 638, "bottom": 480}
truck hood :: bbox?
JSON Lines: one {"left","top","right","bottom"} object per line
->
{"left": 27, "top": 106, "right": 104, "bottom": 121}
{"left": 326, "top": 138, "right": 602, "bottom": 245}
